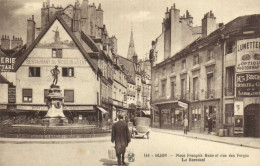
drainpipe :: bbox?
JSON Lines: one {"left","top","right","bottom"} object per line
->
{"left": 221, "top": 37, "right": 225, "bottom": 130}
{"left": 149, "top": 41, "right": 156, "bottom": 127}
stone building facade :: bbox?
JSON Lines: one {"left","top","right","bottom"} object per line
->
{"left": 0, "top": 0, "right": 151, "bottom": 125}
{"left": 150, "top": 4, "right": 260, "bottom": 137}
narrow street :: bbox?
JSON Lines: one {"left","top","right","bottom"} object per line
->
{"left": 0, "top": 130, "right": 259, "bottom": 166}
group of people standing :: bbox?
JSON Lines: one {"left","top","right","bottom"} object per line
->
{"left": 183, "top": 114, "right": 213, "bottom": 134}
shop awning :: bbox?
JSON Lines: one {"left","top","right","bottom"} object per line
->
{"left": 154, "top": 100, "right": 188, "bottom": 109}
{"left": 97, "top": 107, "right": 108, "bottom": 114}
{"left": 0, "top": 105, "right": 7, "bottom": 110}
{"left": 142, "top": 110, "right": 151, "bottom": 115}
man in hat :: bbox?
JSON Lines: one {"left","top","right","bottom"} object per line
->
{"left": 111, "top": 114, "right": 131, "bottom": 165}
{"left": 51, "top": 65, "right": 60, "bottom": 85}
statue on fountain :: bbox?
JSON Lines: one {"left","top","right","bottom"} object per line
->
{"left": 51, "top": 65, "right": 60, "bottom": 86}
{"left": 42, "top": 65, "right": 68, "bottom": 126}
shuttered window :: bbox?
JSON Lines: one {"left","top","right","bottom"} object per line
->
{"left": 64, "top": 90, "right": 74, "bottom": 102}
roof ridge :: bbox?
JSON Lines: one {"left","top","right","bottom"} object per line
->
{"left": 14, "top": 12, "right": 98, "bottom": 73}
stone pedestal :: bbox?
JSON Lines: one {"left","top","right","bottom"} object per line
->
{"left": 42, "top": 85, "right": 68, "bottom": 126}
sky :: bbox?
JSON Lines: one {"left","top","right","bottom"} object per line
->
{"left": 0, "top": 0, "right": 260, "bottom": 59}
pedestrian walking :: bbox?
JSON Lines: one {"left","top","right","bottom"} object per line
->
{"left": 208, "top": 114, "right": 213, "bottom": 134}
{"left": 111, "top": 114, "right": 131, "bottom": 165}
{"left": 183, "top": 115, "right": 188, "bottom": 134}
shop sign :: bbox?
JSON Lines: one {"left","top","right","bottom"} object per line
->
{"left": 63, "top": 106, "right": 93, "bottom": 111}
{"left": 236, "top": 38, "right": 260, "bottom": 73}
{"left": 236, "top": 73, "right": 260, "bottom": 97}
{"left": 178, "top": 101, "right": 188, "bottom": 109}
{"left": 0, "top": 56, "right": 16, "bottom": 72}
{"left": 8, "top": 87, "right": 16, "bottom": 103}
{"left": 17, "top": 105, "right": 48, "bottom": 111}
{"left": 0, "top": 105, "right": 7, "bottom": 110}
{"left": 234, "top": 117, "right": 243, "bottom": 134}
{"left": 234, "top": 101, "right": 243, "bottom": 116}
{"left": 161, "top": 109, "right": 169, "bottom": 114}
{"left": 24, "top": 58, "right": 89, "bottom": 67}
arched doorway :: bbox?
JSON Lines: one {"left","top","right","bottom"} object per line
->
{"left": 244, "top": 104, "right": 260, "bottom": 137}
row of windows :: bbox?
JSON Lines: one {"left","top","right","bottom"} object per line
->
{"left": 160, "top": 50, "right": 214, "bottom": 75}
{"left": 22, "top": 89, "right": 74, "bottom": 103}
{"left": 29, "top": 67, "right": 74, "bottom": 77}
{"left": 160, "top": 73, "right": 214, "bottom": 99}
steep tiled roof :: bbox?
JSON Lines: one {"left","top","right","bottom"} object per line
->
{"left": 0, "top": 49, "right": 16, "bottom": 57}
{"left": 117, "top": 56, "right": 136, "bottom": 84}
{"left": 222, "top": 14, "right": 260, "bottom": 34}
{"left": 0, "top": 49, "right": 6, "bottom": 56}
{"left": 81, "top": 31, "right": 100, "bottom": 52}
{"left": 14, "top": 12, "right": 98, "bottom": 72}
{"left": 0, "top": 74, "right": 10, "bottom": 84}
{"left": 155, "top": 14, "right": 260, "bottom": 68}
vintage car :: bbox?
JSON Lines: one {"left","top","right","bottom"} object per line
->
{"left": 131, "top": 117, "right": 150, "bottom": 139}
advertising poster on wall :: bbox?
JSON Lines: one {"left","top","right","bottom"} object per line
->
{"left": 0, "top": 1, "right": 260, "bottom": 166}
{"left": 236, "top": 38, "right": 260, "bottom": 73}
{"left": 236, "top": 73, "right": 260, "bottom": 97}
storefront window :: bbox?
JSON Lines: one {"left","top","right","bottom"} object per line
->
{"left": 192, "top": 108, "right": 201, "bottom": 121}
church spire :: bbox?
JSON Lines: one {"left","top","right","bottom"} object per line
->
{"left": 127, "top": 26, "right": 136, "bottom": 60}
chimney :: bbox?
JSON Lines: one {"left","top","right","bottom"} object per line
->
{"left": 1, "top": 35, "right": 10, "bottom": 50}
{"left": 110, "top": 36, "right": 117, "bottom": 55}
{"left": 73, "top": 1, "right": 81, "bottom": 33}
{"left": 88, "top": 3, "right": 97, "bottom": 37}
{"left": 80, "top": 0, "right": 89, "bottom": 35}
{"left": 202, "top": 11, "right": 216, "bottom": 37}
{"left": 27, "top": 15, "right": 36, "bottom": 48}
{"left": 96, "top": 3, "right": 103, "bottom": 28}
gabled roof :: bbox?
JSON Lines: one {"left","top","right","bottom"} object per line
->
{"left": 0, "top": 49, "right": 6, "bottom": 56}
{"left": 14, "top": 12, "right": 98, "bottom": 72}
{"left": 223, "top": 14, "right": 260, "bottom": 35}
{"left": 1, "top": 49, "right": 16, "bottom": 57}
{"left": 117, "top": 55, "right": 136, "bottom": 84}
{"left": 63, "top": 4, "right": 74, "bottom": 11}
{"left": 0, "top": 74, "right": 11, "bottom": 84}
{"left": 81, "top": 31, "right": 100, "bottom": 52}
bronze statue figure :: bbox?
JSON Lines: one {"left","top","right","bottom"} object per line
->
{"left": 51, "top": 65, "right": 60, "bottom": 85}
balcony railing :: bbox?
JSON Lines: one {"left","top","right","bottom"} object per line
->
{"left": 205, "top": 89, "right": 215, "bottom": 99}
{"left": 152, "top": 95, "right": 178, "bottom": 104}
{"left": 225, "top": 87, "right": 234, "bottom": 96}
